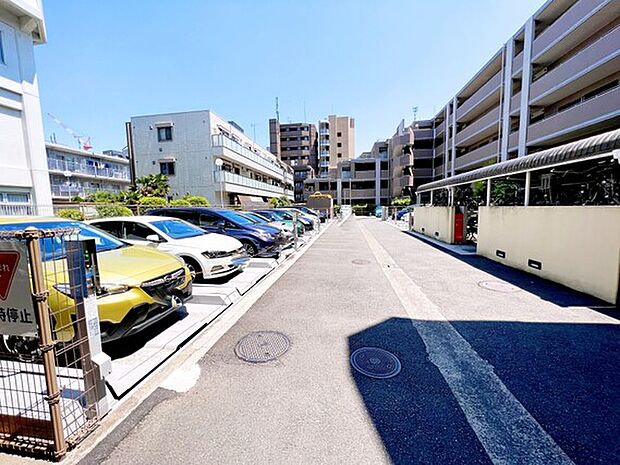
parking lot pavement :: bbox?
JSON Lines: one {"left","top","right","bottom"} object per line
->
{"left": 78, "top": 217, "right": 619, "bottom": 465}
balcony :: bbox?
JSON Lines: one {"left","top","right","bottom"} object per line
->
{"left": 413, "top": 128, "right": 434, "bottom": 139}
{"left": 399, "top": 154, "right": 413, "bottom": 166}
{"left": 457, "top": 71, "right": 502, "bottom": 122}
{"left": 456, "top": 106, "right": 500, "bottom": 147}
{"left": 319, "top": 139, "right": 330, "bottom": 146}
{"left": 510, "top": 91, "right": 521, "bottom": 116}
{"left": 350, "top": 189, "right": 378, "bottom": 199}
{"left": 512, "top": 51, "right": 523, "bottom": 77}
{"left": 530, "top": 25, "right": 620, "bottom": 106}
{"left": 319, "top": 161, "right": 330, "bottom": 168}
{"left": 47, "top": 159, "right": 130, "bottom": 182}
{"left": 532, "top": 0, "right": 612, "bottom": 62}
{"left": 211, "top": 134, "right": 283, "bottom": 179}
{"left": 413, "top": 168, "right": 434, "bottom": 178}
{"left": 414, "top": 149, "right": 433, "bottom": 159}
{"left": 214, "top": 170, "right": 285, "bottom": 196}
{"left": 508, "top": 131, "right": 519, "bottom": 152}
{"left": 319, "top": 128, "right": 329, "bottom": 136}
{"left": 436, "top": 120, "right": 445, "bottom": 135}
{"left": 454, "top": 142, "right": 499, "bottom": 172}
{"left": 527, "top": 85, "right": 620, "bottom": 145}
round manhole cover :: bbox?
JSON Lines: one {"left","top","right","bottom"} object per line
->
{"left": 350, "top": 347, "right": 401, "bottom": 379}
{"left": 352, "top": 259, "right": 371, "bottom": 265}
{"left": 477, "top": 280, "right": 521, "bottom": 293}
{"left": 235, "top": 331, "right": 290, "bottom": 363}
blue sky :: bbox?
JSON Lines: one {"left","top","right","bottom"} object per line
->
{"left": 37, "top": 0, "right": 543, "bottom": 154}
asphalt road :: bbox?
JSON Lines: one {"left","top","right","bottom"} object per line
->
{"left": 80, "top": 216, "right": 619, "bottom": 465}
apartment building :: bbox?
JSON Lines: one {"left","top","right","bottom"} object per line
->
{"left": 317, "top": 115, "right": 356, "bottom": 177}
{"left": 305, "top": 140, "right": 390, "bottom": 206}
{"left": 46, "top": 143, "right": 131, "bottom": 201}
{"left": 0, "top": 0, "right": 51, "bottom": 215}
{"left": 430, "top": 0, "right": 620, "bottom": 180}
{"left": 128, "top": 110, "right": 294, "bottom": 207}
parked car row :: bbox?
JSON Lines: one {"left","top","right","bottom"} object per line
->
{"left": 0, "top": 206, "right": 322, "bottom": 359}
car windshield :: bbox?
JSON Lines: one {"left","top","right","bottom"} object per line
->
{"left": 151, "top": 220, "right": 204, "bottom": 239}
{"left": 0, "top": 220, "right": 126, "bottom": 261}
{"left": 244, "top": 213, "right": 267, "bottom": 223}
{"left": 274, "top": 210, "right": 292, "bottom": 220}
{"left": 218, "top": 210, "right": 255, "bottom": 226}
{"left": 236, "top": 213, "right": 259, "bottom": 224}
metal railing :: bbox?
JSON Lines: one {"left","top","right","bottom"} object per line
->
{"left": 214, "top": 170, "right": 285, "bottom": 195}
{"left": 47, "top": 159, "right": 130, "bottom": 181}
{"left": 211, "top": 134, "right": 284, "bottom": 177}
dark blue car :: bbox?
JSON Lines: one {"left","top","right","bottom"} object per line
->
{"left": 147, "top": 207, "right": 285, "bottom": 257}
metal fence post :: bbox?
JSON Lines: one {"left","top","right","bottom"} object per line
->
{"left": 293, "top": 212, "right": 298, "bottom": 251}
{"left": 24, "top": 227, "right": 66, "bottom": 459}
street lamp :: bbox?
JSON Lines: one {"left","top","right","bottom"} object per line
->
{"left": 215, "top": 158, "right": 224, "bottom": 208}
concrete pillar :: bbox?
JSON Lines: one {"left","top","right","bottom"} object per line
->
{"left": 375, "top": 158, "right": 381, "bottom": 206}
{"left": 337, "top": 178, "right": 342, "bottom": 205}
{"left": 430, "top": 190, "right": 434, "bottom": 206}
{"left": 451, "top": 97, "right": 458, "bottom": 176}
{"left": 500, "top": 40, "right": 513, "bottom": 162}
{"left": 444, "top": 106, "right": 450, "bottom": 179}
{"left": 518, "top": 17, "right": 534, "bottom": 158}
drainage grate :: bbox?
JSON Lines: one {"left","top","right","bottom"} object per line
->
{"left": 350, "top": 347, "right": 401, "bottom": 379}
{"left": 477, "top": 280, "right": 521, "bottom": 293}
{"left": 235, "top": 331, "right": 290, "bottom": 363}
{"left": 352, "top": 259, "right": 371, "bottom": 265}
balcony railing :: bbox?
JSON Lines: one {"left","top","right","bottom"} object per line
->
{"left": 214, "top": 170, "right": 284, "bottom": 195}
{"left": 211, "top": 134, "right": 283, "bottom": 177}
{"left": 47, "top": 159, "right": 130, "bottom": 181}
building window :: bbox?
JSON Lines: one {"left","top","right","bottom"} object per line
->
{"left": 157, "top": 126, "right": 173, "bottom": 142}
{"left": 337, "top": 142, "right": 342, "bottom": 147}
{"left": 337, "top": 132, "right": 342, "bottom": 137}
{"left": 337, "top": 153, "right": 342, "bottom": 158}
{"left": 160, "top": 161, "right": 175, "bottom": 175}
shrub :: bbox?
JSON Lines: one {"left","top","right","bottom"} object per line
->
{"left": 309, "top": 191, "right": 332, "bottom": 199}
{"left": 391, "top": 196, "right": 412, "bottom": 207}
{"left": 87, "top": 191, "right": 115, "bottom": 203}
{"left": 57, "top": 209, "right": 84, "bottom": 221}
{"left": 183, "top": 195, "right": 210, "bottom": 206}
{"left": 169, "top": 199, "right": 191, "bottom": 206}
{"left": 352, "top": 204, "right": 368, "bottom": 215}
{"left": 138, "top": 196, "right": 167, "bottom": 206}
{"left": 96, "top": 205, "right": 133, "bottom": 218}
{"left": 70, "top": 195, "right": 86, "bottom": 203}
{"left": 334, "top": 205, "right": 341, "bottom": 215}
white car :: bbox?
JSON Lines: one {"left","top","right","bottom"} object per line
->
{"left": 88, "top": 216, "right": 249, "bottom": 280}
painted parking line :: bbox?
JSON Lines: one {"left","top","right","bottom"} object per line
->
{"left": 358, "top": 220, "right": 574, "bottom": 465}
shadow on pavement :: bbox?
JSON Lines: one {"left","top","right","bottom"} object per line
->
{"left": 401, "top": 231, "right": 617, "bottom": 312}
{"left": 348, "top": 317, "right": 620, "bottom": 465}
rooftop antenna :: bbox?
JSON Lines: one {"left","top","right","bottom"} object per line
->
{"left": 275, "top": 97, "right": 280, "bottom": 123}
{"left": 251, "top": 123, "right": 257, "bottom": 141}
{"left": 412, "top": 106, "right": 419, "bottom": 122}
{"left": 303, "top": 100, "right": 307, "bottom": 123}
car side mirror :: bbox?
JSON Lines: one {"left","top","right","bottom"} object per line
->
{"left": 215, "top": 220, "right": 226, "bottom": 229}
{"left": 146, "top": 234, "right": 161, "bottom": 244}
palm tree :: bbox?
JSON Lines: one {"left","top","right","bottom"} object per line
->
{"left": 136, "top": 174, "right": 170, "bottom": 198}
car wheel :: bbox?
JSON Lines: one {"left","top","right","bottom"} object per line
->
{"left": 181, "top": 256, "right": 202, "bottom": 282}
{"left": 241, "top": 241, "right": 258, "bottom": 257}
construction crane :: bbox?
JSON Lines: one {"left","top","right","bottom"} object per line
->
{"left": 47, "top": 113, "right": 92, "bottom": 151}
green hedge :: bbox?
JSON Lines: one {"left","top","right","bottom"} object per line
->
{"left": 169, "top": 199, "right": 191, "bottom": 206}
{"left": 183, "top": 195, "right": 210, "bottom": 206}
{"left": 96, "top": 205, "right": 133, "bottom": 218}
{"left": 138, "top": 196, "right": 167, "bottom": 206}
{"left": 57, "top": 209, "right": 84, "bottom": 221}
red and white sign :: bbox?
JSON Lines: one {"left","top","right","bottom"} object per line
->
{"left": 0, "top": 242, "right": 37, "bottom": 337}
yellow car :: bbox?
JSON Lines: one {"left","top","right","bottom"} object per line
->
{"left": 0, "top": 217, "right": 192, "bottom": 357}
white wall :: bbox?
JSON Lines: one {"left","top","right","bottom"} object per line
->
{"left": 478, "top": 206, "right": 620, "bottom": 304}
{"left": 412, "top": 206, "right": 456, "bottom": 243}
{"left": 0, "top": 1, "right": 51, "bottom": 211}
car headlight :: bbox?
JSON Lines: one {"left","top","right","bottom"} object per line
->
{"left": 53, "top": 282, "right": 129, "bottom": 298}
{"left": 256, "top": 231, "right": 274, "bottom": 241}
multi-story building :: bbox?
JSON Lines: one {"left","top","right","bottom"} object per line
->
{"left": 45, "top": 143, "right": 131, "bottom": 201}
{"left": 429, "top": 0, "right": 620, "bottom": 181}
{"left": 305, "top": 140, "right": 390, "bottom": 207}
{"left": 293, "top": 165, "right": 314, "bottom": 203}
{"left": 269, "top": 120, "right": 318, "bottom": 169}
{"left": 317, "top": 115, "right": 356, "bottom": 177}
{"left": 127, "top": 110, "right": 294, "bottom": 207}
{"left": 0, "top": 0, "right": 51, "bottom": 215}
{"left": 269, "top": 119, "right": 317, "bottom": 201}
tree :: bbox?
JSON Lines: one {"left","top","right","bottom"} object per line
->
{"left": 269, "top": 195, "right": 293, "bottom": 208}
{"left": 136, "top": 174, "right": 171, "bottom": 198}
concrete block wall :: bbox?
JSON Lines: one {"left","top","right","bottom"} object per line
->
{"left": 412, "top": 206, "right": 456, "bottom": 244}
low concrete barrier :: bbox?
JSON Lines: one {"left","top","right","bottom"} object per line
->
{"left": 477, "top": 206, "right": 620, "bottom": 304}
{"left": 412, "top": 206, "right": 456, "bottom": 244}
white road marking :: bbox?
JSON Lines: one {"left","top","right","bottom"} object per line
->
{"left": 358, "top": 220, "right": 575, "bottom": 465}
{"left": 160, "top": 364, "right": 201, "bottom": 393}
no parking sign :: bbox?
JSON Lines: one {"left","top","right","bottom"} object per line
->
{"left": 0, "top": 242, "right": 36, "bottom": 336}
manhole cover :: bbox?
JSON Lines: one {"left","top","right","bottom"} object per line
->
{"left": 477, "top": 280, "right": 521, "bottom": 293}
{"left": 350, "top": 347, "right": 401, "bottom": 379}
{"left": 235, "top": 331, "right": 290, "bottom": 363}
{"left": 352, "top": 259, "right": 371, "bottom": 265}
